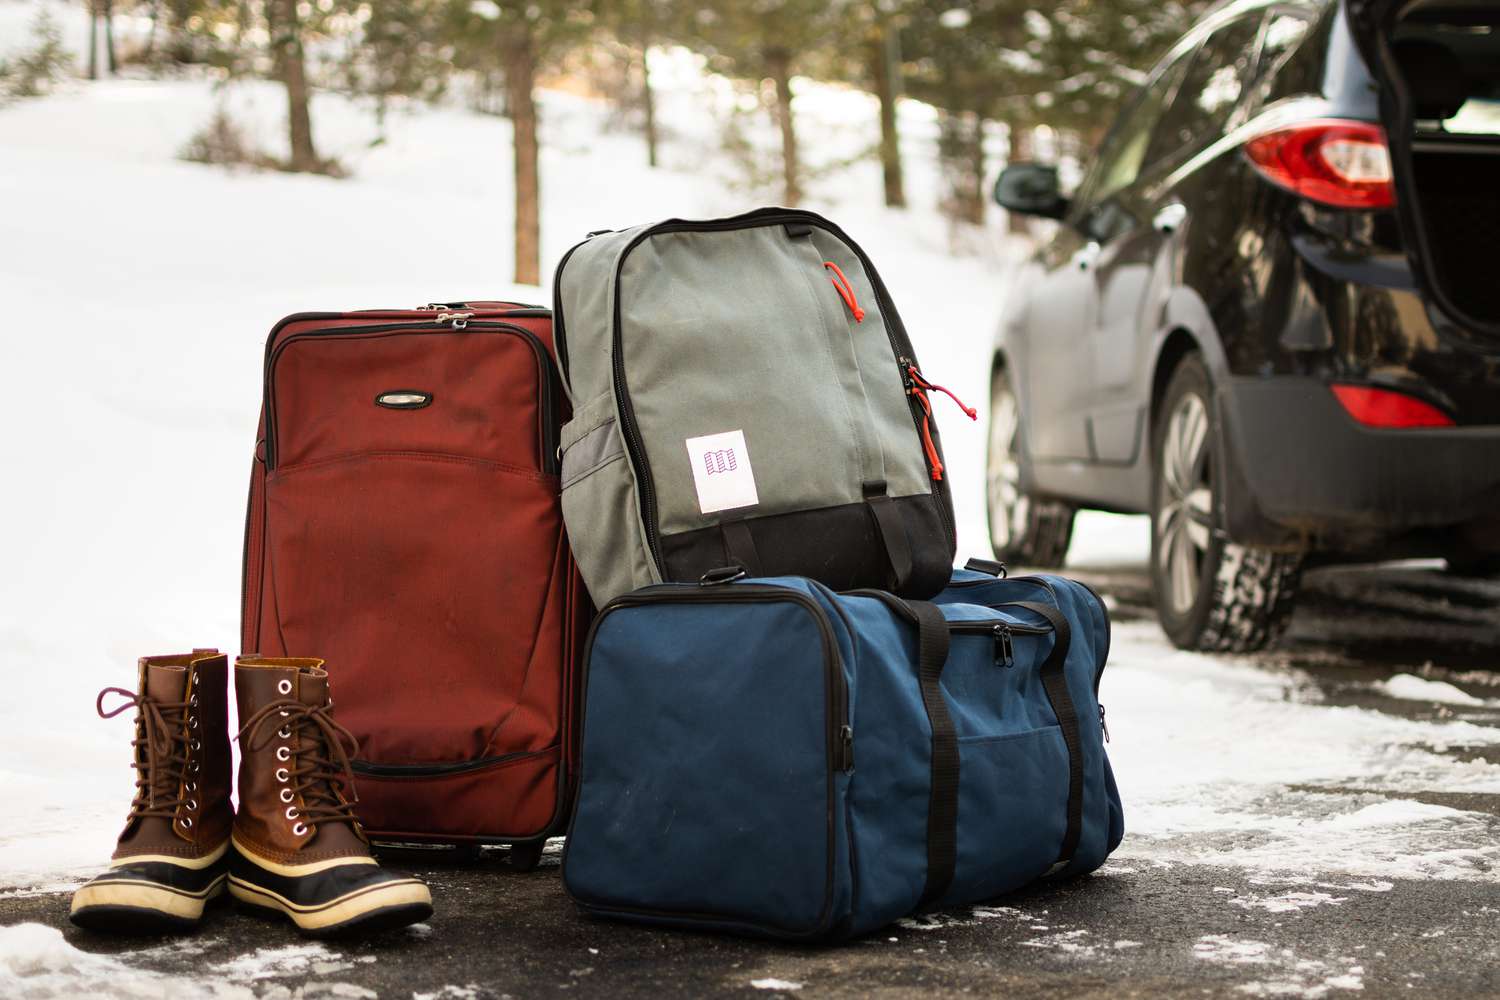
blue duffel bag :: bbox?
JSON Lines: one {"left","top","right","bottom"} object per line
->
{"left": 561, "top": 565, "right": 1123, "bottom": 941}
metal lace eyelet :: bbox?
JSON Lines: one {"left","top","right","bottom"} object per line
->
{"left": 277, "top": 679, "right": 292, "bottom": 695}
{"left": 276, "top": 746, "right": 291, "bottom": 762}
{"left": 275, "top": 767, "right": 289, "bottom": 782}
{"left": 190, "top": 694, "right": 199, "bottom": 707}
{"left": 187, "top": 799, "right": 198, "bottom": 811}
{"left": 285, "top": 806, "right": 299, "bottom": 820}
{"left": 181, "top": 816, "right": 194, "bottom": 829}
{"left": 278, "top": 709, "right": 290, "bottom": 719}
{"left": 190, "top": 739, "right": 201, "bottom": 751}
{"left": 292, "top": 822, "right": 308, "bottom": 837}
{"left": 191, "top": 760, "right": 201, "bottom": 773}
{"left": 186, "top": 782, "right": 197, "bottom": 793}
{"left": 277, "top": 726, "right": 291, "bottom": 739}
{"left": 280, "top": 788, "right": 294, "bottom": 804}
{"left": 189, "top": 716, "right": 199, "bottom": 730}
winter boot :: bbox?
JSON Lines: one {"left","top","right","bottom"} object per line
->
{"left": 70, "top": 649, "right": 234, "bottom": 932}
{"left": 229, "top": 656, "right": 432, "bottom": 936}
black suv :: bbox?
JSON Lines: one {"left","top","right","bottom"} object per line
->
{"left": 989, "top": 0, "right": 1500, "bottom": 650}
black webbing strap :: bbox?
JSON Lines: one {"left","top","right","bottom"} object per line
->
{"left": 1009, "top": 600, "right": 1081, "bottom": 877}
{"left": 908, "top": 599, "right": 958, "bottom": 909}
{"left": 867, "top": 494, "right": 914, "bottom": 592}
{"left": 720, "top": 519, "right": 764, "bottom": 577}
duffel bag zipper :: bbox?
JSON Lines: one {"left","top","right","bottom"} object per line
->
{"left": 564, "top": 583, "right": 852, "bottom": 940}
{"left": 598, "top": 209, "right": 957, "bottom": 571}
{"left": 351, "top": 745, "right": 555, "bottom": 779}
{"left": 947, "top": 618, "right": 1053, "bottom": 668}
{"left": 260, "top": 317, "right": 560, "bottom": 474}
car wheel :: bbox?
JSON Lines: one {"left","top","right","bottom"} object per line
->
{"left": 986, "top": 365, "right": 1075, "bottom": 568}
{"left": 1151, "top": 355, "right": 1302, "bottom": 652}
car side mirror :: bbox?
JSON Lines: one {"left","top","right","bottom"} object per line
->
{"left": 994, "top": 164, "right": 1069, "bottom": 220}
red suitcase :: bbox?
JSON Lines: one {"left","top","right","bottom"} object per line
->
{"left": 241, "top": 302, "right": 589, "bottom": 867}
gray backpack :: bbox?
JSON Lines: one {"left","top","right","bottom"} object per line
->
{"left": 553, "top": 207, "right": 961, "bottom": 604}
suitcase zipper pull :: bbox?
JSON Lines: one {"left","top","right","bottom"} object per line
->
{"left": 823, "top": 261, "right": 865, "bottom": 323}
{"left": 1099, "top": 704, "right": 1111, "bottom": 743}
{"left": 839, "top": 725, "right": 855, "bottom": 772}
{"left": 435, "top": 311, "right": 472, "bottom": 330}
{"left": 994, "top": 624, "right": 1014, "bottom": 667}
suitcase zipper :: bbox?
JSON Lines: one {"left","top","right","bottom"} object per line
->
{"left": 261, "top": 319, "right": 560, "bottom": 475}
{"left": 600, "top": 210, "right": 957, "bottom": 571}
{"left": 350, "top": 746, "right": 555, "bottom": 778}
{"left": 565, "top": 583, "right": 852, "bottom": 939}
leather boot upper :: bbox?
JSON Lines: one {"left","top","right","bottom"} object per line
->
{"left": 106, "top": 650, "right": 233, "bottom": 862}
{"left": 233, "top": 657, "right": 370, "bottom": 864}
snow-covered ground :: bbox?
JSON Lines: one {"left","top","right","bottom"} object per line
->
{"left": 2, "top": 6, "right": 1500, "bottom": 995}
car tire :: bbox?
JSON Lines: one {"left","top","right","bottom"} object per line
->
{"left": 1151, "top": 354, "right": 1302, "bottom": 652}
{"left": 986, "top": 364, "right": 1076, "bottom": 568}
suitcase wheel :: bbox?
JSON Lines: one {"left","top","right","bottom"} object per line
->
{"left": 508, "top": 840, "right": 545, "bottom": 872}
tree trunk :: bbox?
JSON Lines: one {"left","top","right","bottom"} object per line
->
{"left": 970, "top": 114, "right": 987, "bottom": 225}
{"left": 765, "top": 47, "right": 800, "bottom": 206}
{"left": 103, "top": 0, "right": 116, "bottom": 74}
{"left": 87, "top": 5, "right": 98, "bottom": 80}
{"left": 1007, "top": 125, "right": 1033, "bottom": 234}
{"left": 272, "top": 0, "right": 320, "bottom": 173}
{"left": 870, "top": 27, "right": 905, "bottom": 208}
{"left": 502, "top": 25, "right": 541, "bottom": 286}
{"left": 640, "top": 42, "right": 659, "bottom": 168}
{"left": 144, "top": 0, "right": 160, "bottom": 63}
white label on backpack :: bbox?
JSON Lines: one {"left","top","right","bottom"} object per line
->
{"left": 686, "top": 429, "right": 759, "bottom": 514}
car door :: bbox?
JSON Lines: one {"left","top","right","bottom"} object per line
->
{"left": 1019, "top": 52, "right": 1193, "bottom": 462}
{"left": 1083, "top": 12, "right": 1266, "bottom": 464}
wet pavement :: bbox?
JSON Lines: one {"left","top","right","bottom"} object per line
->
{"left": 3, "top": 558, "right": 1498, "bottom": 999}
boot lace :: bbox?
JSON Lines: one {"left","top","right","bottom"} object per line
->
{"left": 238, "top": 699, "right": 362, "bottom": 834}
{"left": 97, "top": 687, "right": 192, "bottom": 822}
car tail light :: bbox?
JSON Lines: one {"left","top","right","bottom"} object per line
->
{"left": 1244, "top": 120, "right": 1395, "bottom": 209}
{"left": 1330, "top": 384, "right": 1453, "bottom": 428}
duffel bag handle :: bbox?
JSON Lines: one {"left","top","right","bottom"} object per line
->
{"left": 1005, "top": 601, "right": 1084, "bottom": 878}
{"left": 907, "top": 599, "right": 958, "bottom": 910}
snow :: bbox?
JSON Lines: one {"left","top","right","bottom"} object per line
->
{"left": 0, "top": 923, "right": 251, "bottom": 999}
{"left": 1378, "top": 674, "right": 1496, "bottom": 707}
{"left": 1106, "top": 622, "right": 1500, "bottom": 882}
{"left": 0, "top": 0, "right": 1498, "bottom": 966}
{"left": 750, "top": 979, "right": 805, "bottom": 991}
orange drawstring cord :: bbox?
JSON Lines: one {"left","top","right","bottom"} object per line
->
{"left": 907, "top": 365, "right": 977, "bottom": 420}
{"left": 823, "top": 261, "right": 865, "bottom": 323}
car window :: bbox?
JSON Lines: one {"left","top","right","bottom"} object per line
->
{"left": 1145, "top": 16, "right": 1263, "bottom": 164}
{"left": 1247, "top": 12, "right": 1314, "bottom": 110}
{"left": 1076, "top": 55, "right": 1191, "bottom": 213}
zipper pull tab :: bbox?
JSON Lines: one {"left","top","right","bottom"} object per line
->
{"left": 1099, "top": 704, "right": 1110, "bottom": 743}
{"left": 839, "top": 725, "right": 855, "bottom": 772}
{"left": 994, "top": 624, "right": 1014, "bottom": 667}
{"left": 907, "top": 365, "right": 977, "bottom": 421}
{"left": 823, "top": 261, "right": 865, "bottom": 323}
{"left": 435, "top": 311, "right": 472, "bottom": 330}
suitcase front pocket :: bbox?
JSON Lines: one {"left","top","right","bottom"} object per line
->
{"left": 264, "top": 452, "right": 564, "bottom": 767}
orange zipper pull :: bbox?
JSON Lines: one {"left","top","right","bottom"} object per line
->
{"left": 823, "top": 261, "right": 865, "bottom": 323}
{"left": 910, "top": 388, "right": 945, "bottom": 481}
{"left": 907, "top": 365, "right": 977, "bottom": 420}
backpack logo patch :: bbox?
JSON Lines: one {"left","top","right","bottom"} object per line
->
{"left": 686, "top": 430, "right": 758, "bottom": 514}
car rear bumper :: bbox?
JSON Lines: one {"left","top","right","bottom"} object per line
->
{"left": 1216, "top": 376, "right": 1500, "bottom": 552}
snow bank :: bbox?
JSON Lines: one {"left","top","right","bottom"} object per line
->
{"left": 0, "top": 923, "right": 250, "bottom": 999}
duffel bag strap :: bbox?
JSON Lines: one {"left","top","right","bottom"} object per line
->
{"left": 866, "top": 487, "right": 914, "bottom": 592}
{"left": 1008, "top": 600, "right": 1083, "bottom": 878}
{"left": 908, "top": 599, "right": 958, "bottom": 910}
